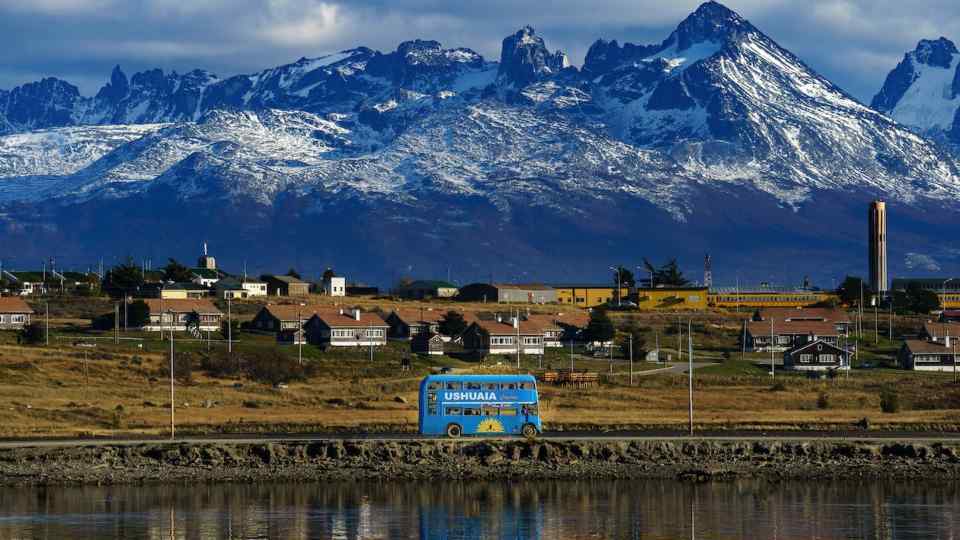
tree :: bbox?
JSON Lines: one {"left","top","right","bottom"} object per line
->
{"left": 103, "top": 258, "right": 144, "bottom": 292}
{"left": 642, "top": 258, "right": 689, "bottom": 287}
{"left": 836, "top": 276, "right": 872, "bottom": 306}
{"left": 439, "top": 311, "right": 468, "bottom": 337}
{"left": 162, "top": 258, "right": 193, "bottom": 282}
{"left": 613, "top": 266, "right": 635, "bottom": 288}
{"left": 584, "top": 308, "right": 615, "bottom": 344}
{"left": 19, "top": 323, "right": 44, "bottom": 345}
{"left": 892, "top": 283, "right": 940, "bottom": 314}
{"left": 286, "top": 268, "right": 302, "bottom": 280}
{"left": 127, "top": 300, "right": 150, "bottom": 327}
{"left": 322, "top": 268, "right": 336, "bottom": 282}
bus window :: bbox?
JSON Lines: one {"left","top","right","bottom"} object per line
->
{"left": 465, "top": 382, "right": 482, "bottom": 390}
{"left": 427, "top": 381, "right": 442, "bottom": 390}
{"left": 482, "top": 406, "right": 499, "bottom": 416}
{"left": 427, "top": 393, "right": 437, "bottom": 402}
{"left": 446, "top": 382, "right": 462, "bottom": 390}
{"left": 428, "top": 405, "right": 438, "bottom": 415}
{"left": 463, "top": 407, "right": 481, "bottom": 416}
{"left": 483, "top": 383, "right": 498, "bottom": 391}
{"left": 519, "top": 382, "right": 535, "bottom": 390}
{"left": 500, "top": 407, "right": 518, "bottom": 416}
{"left": 445, "top": 407, "right": 462, "bottom": 416}
{"left": 524, "top": 404, "right": 539, "bottom": 416}
{"left": 503, "top": 383, "right": 517, "bottom": 390}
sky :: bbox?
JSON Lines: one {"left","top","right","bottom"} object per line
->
{"left": 1, "top": 0, "right": 959, "bottom": 103}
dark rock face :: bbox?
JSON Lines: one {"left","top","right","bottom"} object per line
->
{"left": 871, "top": 54, "right": 917, "bottom": 113}
{"left": 913, "top": 37, "right": 958, "bottom": 68}
{"left": 498, "top": 26, "right": 568, "bottom": 87}
{"left": 1, "top": 78, "right": 80, "bottom": 130}
{"left": 670, "top": 0, "right": 754, "bottom": 51}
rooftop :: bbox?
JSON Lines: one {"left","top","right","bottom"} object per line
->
{"left": 0, "top": 297, "right": 34, "bottom": 313}
{"left": 143, "top": 298, "right": 221, "bottom": 315}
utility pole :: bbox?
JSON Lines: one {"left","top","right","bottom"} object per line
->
{"left": 515, "top": 309, "right": 521, "bottom": 370}
{"left": 114, "top": 303, "right": 119, "bottom": 345}
{"left": 687, "top": 320, "right": 694, "bottom": 436}
{"left": 169, "top": 311, "right": 175, "bottom": 441}
{"left": 227, "top": 296, "right": 233, "bottom": 354}
{"left": 297, "top": 309, "right": 303, "bottom": 366}
{"left": 770, "top": 316, "right": 775, "bottom": 379}
{"left": 741, "top": 319, "right": 746, "bottom": 362}
{"left": 629, "top": 333, "right": 634, "bottom": 386}
{"left": 677, "top": 317, "right": 682, "bottom": 363}
{"left": 45, "top": 301, "right": 49, "bottom": 346}
{"left": 124, "top": 294, "right": 128, "bottom": 332}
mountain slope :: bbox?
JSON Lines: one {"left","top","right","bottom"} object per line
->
{"left": 873, "top": 37, "right": 960, "bottom": 145}
{"left": 1, "top": 1, "right": 959, "bottom": 283}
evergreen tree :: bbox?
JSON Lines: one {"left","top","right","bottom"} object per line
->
{"left": 322, "top": 268, "right": 336, "bottom": 281}
{"left": 613, "top": 266, "right": 635, "bottom": 288}
{"left": 439, "top": 311, "right": 468, "bottom": 336}
{"left": 585, "top": 308, "right": 615, "bottom": 343}
{"left": 642, "top": 258, "right": 689, "bottom": 287}
{"left": 103, "top": 258, "right": 144, "bottom": 292}
{"left": 837, "top": 276, "right": 872, "bottom": 306}
{"left": 286, "top": 268, "right": 302, "bottom": 280}
{"left": 127, "top": 300, "right": 151, "bottom": 327}
{"left": 162, "top": 258, "right": 193, "bottom": 282}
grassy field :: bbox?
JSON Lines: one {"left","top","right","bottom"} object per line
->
{"left": 0, "top": 297, "right": 956, "bottom": 438}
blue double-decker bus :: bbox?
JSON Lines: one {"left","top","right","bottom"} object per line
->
{"left": 418, "top": 374, "right": 542, "bottom": 438}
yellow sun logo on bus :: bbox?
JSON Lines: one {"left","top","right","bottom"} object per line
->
{"left": 476, "top": 418, "right": 505, "bottom": 434}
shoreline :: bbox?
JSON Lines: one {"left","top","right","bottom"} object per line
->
{"left": 3, "top": 438, "right": 960, "bottom": 487}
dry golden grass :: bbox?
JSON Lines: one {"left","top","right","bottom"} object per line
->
{"left": 2, "top": 336, "right": 960, "bottom": 439}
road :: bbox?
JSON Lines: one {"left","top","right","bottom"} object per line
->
{"left": 1, "top": 430, "right": 959, "bottom": 449}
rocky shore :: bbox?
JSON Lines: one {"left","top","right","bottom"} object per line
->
{"left": 2, "top": 438, "right": 960, "bottom": 487}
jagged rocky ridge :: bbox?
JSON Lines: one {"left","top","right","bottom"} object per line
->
{"left": 873, "top": 37, "right": 960, "bottom": 146}
{"left": 1, "top": 1, "right": 959, "bottom": 281}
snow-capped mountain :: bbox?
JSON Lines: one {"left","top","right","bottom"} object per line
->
{"left": 873, "top": 37, "right": 960, "bottom": 145}
{"left": 1, "top": 1, "right": 959, "bottom": 283}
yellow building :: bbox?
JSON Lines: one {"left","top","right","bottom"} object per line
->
{"left": 551, "top": 284, "right": 631, "bottom": 308}
{"left": 708, "top": 290, "right": 837, "bottom": 309}
{"left": 937, "top": 293, "right": 960, "bottom": 309}
{"left": 635, "top": 287, "right": 708, "bottom": 310}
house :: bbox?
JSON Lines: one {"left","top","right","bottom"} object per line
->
{"left": 551, "top": 284, "right": 631, "bottom": 308}
{"left": 142, "top": 299, "right": 222, "bottom": 332}
{"left": 384, "top": 308, "right": 446, "bottom": 340}
{"left": 755, "top": 307, "right": 851, "bottom": 334}
{"left": 346, "top": 285, "right": 379, "bottom": 296}
{"left": 215, "top": 278, "right": 267, "bottom": 299}
{"left": 322, "top": 276, "right": 346, "bottom": 297}
{"left": 265, "top": 275, "right": 310, "bottom": 297}
{"left": 0, "top": 297, "right": 34, "bottom": 330}
{"left": 250, "top": 304, "right": 325, "bottom": 333}
{"left": 412, "top": 332, "right": 445, "bottom": 356}
{"left": 461, "top": 315, "right": 546, "bottom": 356}
{"left": 745, "top": 320, "right": 840, "bottom": 352}
{"left": 190, "top": 268, "right": 222, "bottom": 287}
{"left": 783, "top": 340, "right": 850, "bottom": 371}
{"left": 2, "top": 271, "right": 48, "bottom": 296}
{"left": 396, "top": 280, "right": 459, "bottom": 300}
{"left": 152, "top": 282, "right": 208, "bottom": 299}
{"left": 920, "top": 322, "right": 960, "bottom": 343}
{"left": 278, "top": 328, "right": 307, "bottom": 345}
{"left": 304, "top": 309, "right": 389, "bottom": 349}
{"left": 457, "top": 283, "right": 557, "bottom": 304}
{"left": 523, "top": 314, "right": 567, "bottom": 347}
{"left": 899, "top": 339, "right": 960, "bottom": 372}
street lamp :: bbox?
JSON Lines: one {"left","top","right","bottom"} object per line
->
{"left": 609, "top": 266, "right": 621, "bottom": 307}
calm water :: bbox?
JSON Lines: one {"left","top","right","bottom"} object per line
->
{"left": 0, "top": 479, "right": 958, "bottom": 539}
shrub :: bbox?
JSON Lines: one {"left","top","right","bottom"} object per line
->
{"left": 816, "top": 392, "right": 830, "bottom": 410}
{"left": 880, "top": 388, "right": 900, "bottom": 413}
{"left": 770, "top": 381, "right": 787, "bottom": 392}
{"left": 160, "top": 351, "right": 195, "bottom": 384}
{"left": 19, "top": 323, "right": 45, "bottom": 345}
{"left": 202, "top": 349, "right": 316, "bottom": 385}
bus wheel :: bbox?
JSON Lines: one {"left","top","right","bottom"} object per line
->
{"left": 521, "top": 424, "right": 537, "bottom": 439}
{"left": 446, "top": 424, "right": 462, "bottom": 438}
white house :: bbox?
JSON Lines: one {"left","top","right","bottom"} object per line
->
{"left": 323, "top": 276, "right": 346, "bottom": 297}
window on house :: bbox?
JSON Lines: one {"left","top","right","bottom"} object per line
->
{"left": 799, "top": 354, "right": 813, "bottom": 363}
{"left": 820, "top": 354, "right": 836, "bottom": 363}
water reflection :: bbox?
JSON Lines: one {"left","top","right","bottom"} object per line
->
{"left": 0, "top": 479, "right": 958, "bottom": 539}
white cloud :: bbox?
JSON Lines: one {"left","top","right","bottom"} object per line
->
{"left": 905, "top": 252, "right": 941, "bottom": 272}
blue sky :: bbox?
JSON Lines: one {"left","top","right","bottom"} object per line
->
{"left": 2, "top": 0, "right": 959, "bottom": 103}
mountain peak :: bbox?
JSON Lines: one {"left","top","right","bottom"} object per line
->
{"left": 913, "top": 37, "right": 958, "bottom": 68}
{"left": 498, "top": 26, "right": 569, "bottom": 87}
{"left": 672, "top": 1, "right": 753, "bottom": 50}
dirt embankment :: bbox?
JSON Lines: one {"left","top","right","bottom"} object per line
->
{"left": 3, "top": 438, "right": 960, "bottom": 486}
